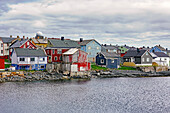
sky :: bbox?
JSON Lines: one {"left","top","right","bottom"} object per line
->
{"left": 0, "top": 0, "right": 170, "bottom": 48}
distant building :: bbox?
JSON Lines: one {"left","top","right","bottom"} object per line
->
{"left": 96, "top": 52, "right": 120, "bottom": 68}
{"left": 11, "top": 48, "right": 47, "bottom": 70}
{"left": 45, "top": 37, "right": 80, "bottom": 63}
{"left": 35, "top": 31, "right": 44, "bottom": 39}
{"left": 150, "top": 45, "right": 167, "bottom": 54}
{"left": 62, "top": 48, "right": 91, "bottom": 72}
{"left": 78, "top": 38, "right": 101, "bottom": 62}
{"left": 123, "top": 49, "right": 153, "bottom": 66}
{"left": 101, "top": 44, "right": 120, "bottom": 54}
{"left": 30, "top": 37, "right": 48, "bottom": 48}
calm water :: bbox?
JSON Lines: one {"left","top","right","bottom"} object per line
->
{"left": 0, "top": 77, "right": 170, "bottom": 113}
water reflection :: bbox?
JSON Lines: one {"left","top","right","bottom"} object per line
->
{"left": 0, "top": 77, "right": 170, "bottom": 113}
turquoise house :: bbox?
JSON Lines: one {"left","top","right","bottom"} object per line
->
{"left": 78, "top": 38, "right": 101, "bottom": 62}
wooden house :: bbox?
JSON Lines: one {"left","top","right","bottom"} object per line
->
{"left": 62, "top": 48, "right": 91, "bottom": 72}
{"left": 11, "top": 48, "right": 47, "bottom": 70}
{"left": 150, "top": 45, "right": 167, "bottom": 54}
{"left": 78, "top": 38, "right": 101, "bottom": 62}
{"left": 151, "top": 52, "right": 169, "bottom": 66}
{"left": 96, "top": 52, "right": 120, "bottom": 68}
{"left": 45, "top": 37, "right": 80, "bottom": 63}
{"left": 101, "top": 44, "right": 120, "bottom": 54}
{"left": 123, "top": 49, "right": 153, "bottom": 66}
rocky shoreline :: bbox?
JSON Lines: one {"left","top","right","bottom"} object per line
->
{"left": 0, "top": 70, "right": 170, "bottom": 83}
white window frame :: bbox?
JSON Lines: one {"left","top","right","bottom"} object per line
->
{"left": 55, "top": 56, "right": 58, "bottom": 61}
{"left": 142, "top": 58, "right": 145, "bottom": 62}
{"left": 27, "top": 41, "right": 29, "bottom": 45}
{"left": 30, "top": 57, "right": 35, "bottom": 62}
{"left": 88, "top": 46, "right": 91, "bottom": 50}
{"left": 101, "top": 59, "right": 104, "bottom": 63}
{"left": 147, "top": 58, "right": 149, "bottom": 62}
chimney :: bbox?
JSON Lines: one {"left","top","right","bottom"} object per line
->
{"left": 17, "top": 36, "right": 19, "bottom": 38}
{"left": 166, "top": 48, "right": 168, "bottom": 51}
{"left": 147, "top": 46, "right": 149, "bottom": 49}
{"left": 124, "top": 44, "right": 126, "bottom": 46}
{"left": 23, "top": 36, "right": 25, "bottom": 40}
{"left": 61, "top": 36, "right": 64, "bottom": 41}
{"left": 143, "top": 46, "right": 145, "bottom": 48}
{"left": 104, "top": 44, "right": 106, "bottom": 46}
{"left": 80, "top": 38, "right": 83, "bottom": 42}
{"left": 10, "top": 35, "right": 12, "bottom": 38}
{"left": 137, "top": 48, "right": 140, "bottom": 53}
{"left": 159, "top": 44, "right": 160, "bottom": 47}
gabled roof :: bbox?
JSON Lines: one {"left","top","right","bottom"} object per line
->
{"left": 78, "top": 39, "right": 101, "bottom": 46}
{"left": 100, "top": 52, "right": 119, "bottom": 59}
{"left": 10, "top": 39, "right": 28, "bottom": 48}
{"left": 32, "top": 38, "right": 47, "bottom": 44}
{"left": 153, "top": 52, "right": 169, "bottom": 57}
{"left": 0, "top": 37, "right": 16, "bottom": 43}
{"left": 63, "top": 48, "right": 79, "bottom": 55}
{"left": 123, "top": 50, "right": 147, "bottom": 58}
{"left": 48, "top": 39, "right": 80, "bottom": 48}
{"left": 15, "top": 48, "right": 46, "bottom": 57}
{"left": 155, "top": 45, "right": 166, "bottom": 51}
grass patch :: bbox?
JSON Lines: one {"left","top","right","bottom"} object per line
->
{"left": 5, "top": 64, "right": 11, "bottom": 68}
{"left": 91, "top": 63, "right": 108, "bottom": 71}
{"left": 118, "top": 66, "right": 136, "bottom": 70}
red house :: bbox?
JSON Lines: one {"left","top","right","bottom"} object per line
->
{"left": 45, "top": 37, "right": 80, "bottom": 63}
{"left": 0, "top": 58, "right": 5, "bottom": 70}
{"left": 63, "top": 48, "right": 91, "bottom": 72}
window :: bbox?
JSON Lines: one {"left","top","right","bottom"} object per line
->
{"left": 147, "top": 58, "right": 149, "bottom": 62}
{"left": 88, "top": 46, "right": 91, "bottom": 50}
{"left": 40, "top": 65, "right": 45, "bottom": 69}
{"left": 93, "top": 41, "right": 95, "bottom": 44}
{"left": 99, "top": 54, "right": 102, "bottom": 57}
{"left": 39, "top": 58, "right": 45, "bottom": 61}
{"left": 55, "top": 56, "right": 58, "bottom": 61}
{"left": 23, "top": 45, "right": 26, "bottom": 48}
{"left": 1, "top": 44, "right": 3, "bottom": 47}
{"left": 47, "top": 50, "right": 49, "bottom": 54}
{"left": 57, "top": 49, "right": 62, "bottom": 54}
{"left": 142, "top": 58, "right": 145, "bottom": 62}
{"left": 49, "top": 56, "right": 51, "bottom": 60}
{"left": 30, "top": 58, "right": 35, "bottom": 62}
{"left": 27, "top": 42, "right": 29, "bottom": 45}
{"left": 146, "top": 52, "right": 148, "bottom": 55}
{"left": 1, "top": 50, "right": 3, "bottom": 54}
{"left": 20, "top": 58, "right": 25, "bottom": 61}
{"left": 165, "top": 58, "right": 167, "bottom": 61}
{"left": 101, "top": 59, "right": 104, "bottom": 63}
{"left": 60, "top": 56, "right": 62, "bottom": 60}
{"left": 111, "top": 60, "right": 114, "bottom": 63}
{"left": 53, "top": 49, "right": 55, "bottom": 54}
{"left": 97, "top": 47, "right": 99, "bottom": 49}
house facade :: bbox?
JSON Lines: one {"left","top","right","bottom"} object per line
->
{"left": 123, "top": 49, "right": 153, "bottom": 66}
{"left": 96, "top": 52, "right": 120, "bottom": 68}
{"left": 78, "top": 38, "right": 101, "bottom": 62}
{"left": 62, "top": 48, "right": 91, "bottom": 72}
{"left": 118, "top": 46, "right": 129, "bottom": 57}
{"left": 45, "top": 38, "right": 80, "bottom": 63}
{"left": 11, "top": 48, "right": 47, "bottom": 70}
{"left": 0, "top": 37, "right": 17, "bottom": 59}
{"left": 150, "top": 45, "right": 167, "bottom": 54}
{"left": 152, "top": 52, "right": 169, "bottom": 66}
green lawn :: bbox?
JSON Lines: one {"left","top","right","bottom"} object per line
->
{"left": 118, "top": 66, "right": 136, "bottom": 70}
{"left": 91, "top": 64, "right": 108, "bottom": 71}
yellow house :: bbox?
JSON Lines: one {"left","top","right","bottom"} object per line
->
{"left": 30, "top": 38, "right": 48, "bottom": 48}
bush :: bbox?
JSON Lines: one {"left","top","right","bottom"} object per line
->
{"left": 123, "top": 62, "right": 136, "bottom": 67}
{"left": 152, "top": 62, "right": 158, "bottom": 67}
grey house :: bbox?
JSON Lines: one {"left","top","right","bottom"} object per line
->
{"left": 123, "top": 49, "right": 153, "bottom": 65}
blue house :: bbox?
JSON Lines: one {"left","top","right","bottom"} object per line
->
{"left": 78, "top": 38, "right": 101, "bottom": 62}
{"left": 96, "top": 52, "right": 120, "bottom": 69}
{"left": 150, "top": 45, "right": 167, "bottom": 54}
{"left": 11, "top": 48, "right": 47, "bottom": 70}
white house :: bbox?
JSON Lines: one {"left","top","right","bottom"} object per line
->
{"left": 152, "top": 52, "right": 169, "bottom": 66}
{"left": 11, "top": 48, "right": 47, "bottom": 70}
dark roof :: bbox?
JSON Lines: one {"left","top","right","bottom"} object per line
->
{"left": 15, "top": 48, "right": 46, "bottom": 57}
{"left": 78, "top": 39, "right": 101, "bottom": 46}
{"left": 10, "top": 39, "right": 28, "bottom": 48}
{"left": 48, "top": 39, "right": 80, "bottom": 48}
{"left": 153, "top": 52, "right": 169, "bottom": 57}
{"left": 123, "top": 50, "right": 147, "bottom": 58}
{"left": 0, "top": 37, "right": 16, "bottom": 43}
{"left": 102, "top": 45, "right": 119, "bottom": 50}
{"left": 101, "top": 52, "right": 119, "bottom": 59}
{"left": 155, "top": 45, "right": 166, "bottom": 51}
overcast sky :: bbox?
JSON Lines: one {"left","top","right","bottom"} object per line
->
{"left": 0, "top": 0, "right": 170, "bottom": 48}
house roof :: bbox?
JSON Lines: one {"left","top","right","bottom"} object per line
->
{"left": 153, "top": 52, "right": 169, "bottom": 57}
{"left": 63, "top": 48, "right": 79, "bottom": 55}
{"left": 32, "top": 38, "right": 47, "bottom": 44}
{"left": 155, "top": 45, "right": 166, "bottom": 51}
{"left": 15, "top": 48, "right": 46, "bottom": 57}
{"left": 102, "top": 45, "right": 119, "bottom": 50}
{"left": 0, "top": 37, "right": 16, "bottom": 43}
{"left": 123, "top": 49, "right": 147, "bottom": 58}
{"left": 78, "top": 39, "right": 101, "bottom": 46}
{"left": 101, "top": 52, "right": 119, "bottom": 59}
{"left": 10, "top": 39, "right": 28, "bottom": 48}
{"left": 48, "top": 39, "right": 80, "bottom": 48}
